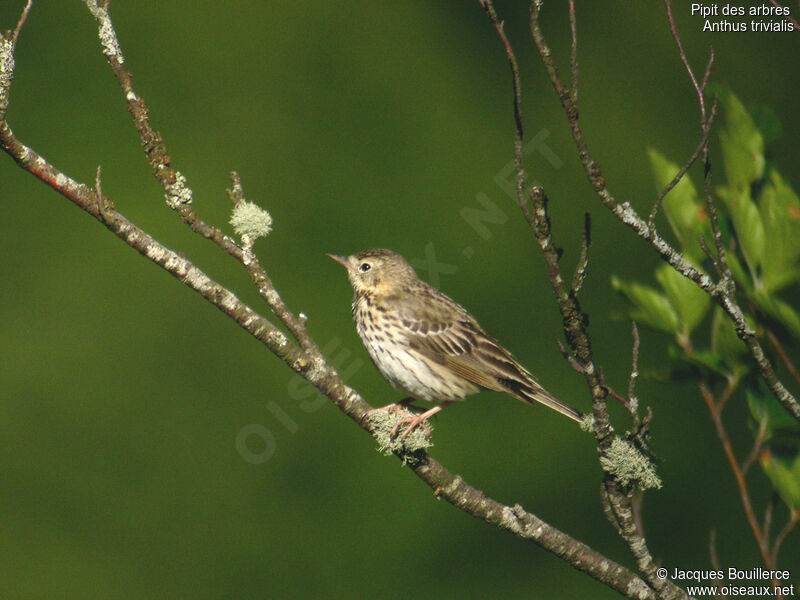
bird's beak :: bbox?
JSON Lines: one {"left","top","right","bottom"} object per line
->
{"left": 326, "top": 253, "right": 351, "bottom": 270}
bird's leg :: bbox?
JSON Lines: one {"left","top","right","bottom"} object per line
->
{"left": 393, "top": 402, "right": 451, "bottom": 440}
{"left": 368, "top": 397, "right": 426, "bottom": 415}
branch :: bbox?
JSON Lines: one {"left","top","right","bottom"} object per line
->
{"left": 766, "top": 329, "right": 800, "bottom": 388}
{"left": 81, "top": 0, "right": 320, "bottom": 355}
{"left": 530, "top": 189, "right": 684, "bottom": 600}
{"left": 479, "top": 2, "right": 687, "bottom": 597}
{"left": 0, "top": 4, "right": 658, "bottom": 599}
{"left": 527, "top": 1, "right": 800, "bottom": 423}
{"left": 698, "top": 380, "right": 775, "bottom": 573}
{"left": 768, "top": 0, "right": 800, "bottom": 30}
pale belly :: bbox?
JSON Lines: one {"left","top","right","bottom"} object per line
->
{"left": 358, "top": 323, "right": 479, "bottom": 402}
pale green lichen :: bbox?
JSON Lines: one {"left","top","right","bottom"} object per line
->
{"left": 165, "top": 171, "right": 193, "bottom": 208}
{"left": 580, "top": 412, "right": 595, "bottom": 432}
{"left": 367, "top": 410, "right": 433, "bottom": 458}
{"left": 600, "top": 437, "right": 662, "bottom": 490}
{"left": 230, "top": 200, "right": 272, "bottom": 240}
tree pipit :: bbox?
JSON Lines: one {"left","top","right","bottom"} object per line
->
{"left": 329, "top": 248, "right": 582, "bottom": 439}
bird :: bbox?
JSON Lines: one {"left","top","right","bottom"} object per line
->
{"left": 328, "top": 248, "right": 583, "bottom": 439}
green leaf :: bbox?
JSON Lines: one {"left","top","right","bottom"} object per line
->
{"left": 747, "top": 384, "right": 798, "bottom": 435}
{"left": 718, "top": 89, "right": 765, "bottom": 189}
{"left": 749, "top": 104, "right": 783, "bottom": 144}
{"left": 750, "top": 288, "right": 800, "bottom": 340}
{"left": 654, "top": 263, "right": 710, "bottom": 334}
{"left": 760, "top": 437, "right": 800, "bottom": 510}
{"left": 725, "top": 252, "right": 753, "bottom": 293}
{"left": 646, "top": 148, "right": 705, "bottom": 259}
{"left": 672, "top": 347, "right": 728, "bottom": 377}
{"left": 717, "top": 185, "right": 765, "bottom": 280}
{"left": 758, "top": 170, "right": 800, "bottom": 292}
{"left": 611, "top": 276, "right": 679, "bottom": 334}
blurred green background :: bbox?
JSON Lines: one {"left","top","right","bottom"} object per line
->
{"left": 2, "top": 1, "right": 798, "bottom": 598}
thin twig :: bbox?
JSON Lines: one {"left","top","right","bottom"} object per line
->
{"left": 628, "top": 322, "right": 641, "bottom": 422}
{"left": 557, "top": 339, "right": 587, "bottom": 375}
{"left": 768, "top": 0, "right": 800, "bottom": 30}
{"left": 699, "top": 234, "right": 723, "bottom": 277}
{"left": 9, "top": 0, "right": 33, "bottom": 43}
{"left": 700, "top": 99, "right": 731, "bottom": 296}
{"left": 663, "top": 0, "right": 707, "bottom": 119}
{"left": 741, "top": 421, "right": 766, "bottom": 475}
{"left": 0, "top": 6, "right": 660, "bottom": 599}
{"left": 527, "top": 0, "right": 799, "bottom": 422}
{"left": 708, "top": 530, "right": 727, "bottom": 600}
{"left": 763, "top": 495, "right": 775, "bottom": 550}
{"left": 648, "top": 115, "right": 714, "bottom": 230}
{"left": 82, "top": 0, "right": 320, "bottom": 354}
{"left": 568, "top": 0, "right": 578, "bottom": 102}
{"left": 699, "top": 381, "right": 773, "bottom": 569}
{"left": 478, "top": 0, "right": 525, "bottom": 209}
{"left": 528, "top": 188, "right": 682, "bottom": 600}
{"left": 766, "top": 329, "right": 800, "bottom": 388}
{"left": 771, "top": 509, "right": 799, "bottom": 565}
{"left": 570, "top": 212, "right": 591, "bottom": 296}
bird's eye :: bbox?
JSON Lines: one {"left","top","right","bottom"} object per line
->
{"left": 359, "top": 262, "right": 371, "bottom": 273}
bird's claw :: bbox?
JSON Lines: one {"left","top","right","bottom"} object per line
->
{"left": 391, "top": 414, "right": 432, "bottom": 439}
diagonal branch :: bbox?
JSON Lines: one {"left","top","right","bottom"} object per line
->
{"left": 0, "top": 4, "right": 659, "bottom": 599}
{"left": 529, "top": 189, "right": 686, "bottom": 600}
{"left": 527, "top": 0, "right": 800, "bottom": 423}
{"left": 478, "top": 3, "right": 688, "bottom": 597}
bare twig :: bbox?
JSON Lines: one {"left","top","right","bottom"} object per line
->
{"left": 529, "top": 189, "right": 684, "bottom": 600}
{"left": 768, "top": 0, "right": 800, "bottom": 30}
{"left": 628, "top": 322, "right": 641, "bottom": 422}
{"left": 527, "top": 0, "right": 800, "bottom": 422}
{"left": 766, "top": 329, "right": 800, "bottom": 388}
{"left": 699, "top": 381, "right": 774, "bottom": 570}
{"left": 647, "top": 114, "right": 714, "bottom": 230}
{"left": 478, "top": 0, "right": 525, "bottom": 210}
{"left": 568, "top": 0, "right": 578, "bottom": 102}
{"left": 480, "top": 3, "right": 684, "bottom": 595}
{"left": 0, "top": 5, "right": 660, "bottom": 599}
{"left": 663, "top": 0, "right": 710, "bottom": 119}
{"left": 570, "top": 212, "right": 591, "bottom": 296}
{"left": 763, "top": 495, "right": 776, "bottom": 549}
{"left": 557, "top": 339, "right": 588, "bottom": 375}
{"left": 741, "top": 420, "right": 766, "bottom": 475}
{"left": 82, "top": 0, "right": 321, "bottom": 355}
{"left": 771, "top": 509, "right": 799, "bottom": 565}
{"left": 708, "top": 530, "right": 727, "bottom": 600}
{"left": 11, "top": 0, "right": 33, "bottom": 42}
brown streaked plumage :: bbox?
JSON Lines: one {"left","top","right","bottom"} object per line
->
{"left": 328, "top": 248, "right": 582, "bottom": 438}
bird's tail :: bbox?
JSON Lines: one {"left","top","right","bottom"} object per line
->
{"left": 512, "top": 379, "right": 584, "bottom": 424}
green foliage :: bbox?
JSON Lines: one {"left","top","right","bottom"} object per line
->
{"left": 747, "top": 385, "right": 800, "bottom": 510}
{"left": 610, "top": 276, "right": 679, "bottom": 334}
{"left": 654, "top": 264, "right": 711, "bottom": 335}
{"left": 615, "top": 88, "right": 800, "bottom": 354}
{"left": 716, "top": 185, "right": 764, "bottom": 279}
{"left": 758, "top": 171, "right": 800, "bottom": 292}
{"left": 613, "top": 89, "right": 800, "bottom": 509}
{"left": 610, "top": 264, "right": 710, "bottom": 339}
{"left": 646, "top": 148, "right": 709, "bottom": 262}
{"left": 717, "top": 88, "right": 765, "bottom": 189}
{"left": 710, "top": 306, "right": 749, "bottom": 374}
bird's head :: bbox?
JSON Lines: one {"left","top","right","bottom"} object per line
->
{"left": 327, "top": 248, "right": 416, "bottom": 295}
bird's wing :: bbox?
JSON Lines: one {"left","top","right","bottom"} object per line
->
{"left": 387, "top": 290, "right": 583, "bottom": 423}
{"left": 387, "top": 292, "right": 517, "bottom": 392}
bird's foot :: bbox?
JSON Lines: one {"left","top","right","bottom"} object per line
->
{"left": 391, "top": 403, "right": 447, "bottom": 440}
{"left": 368, "top": 397, "right": 426, "bottom": 416}
{"left": 391, "top": 413, "right": 433, "bottom": 439}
